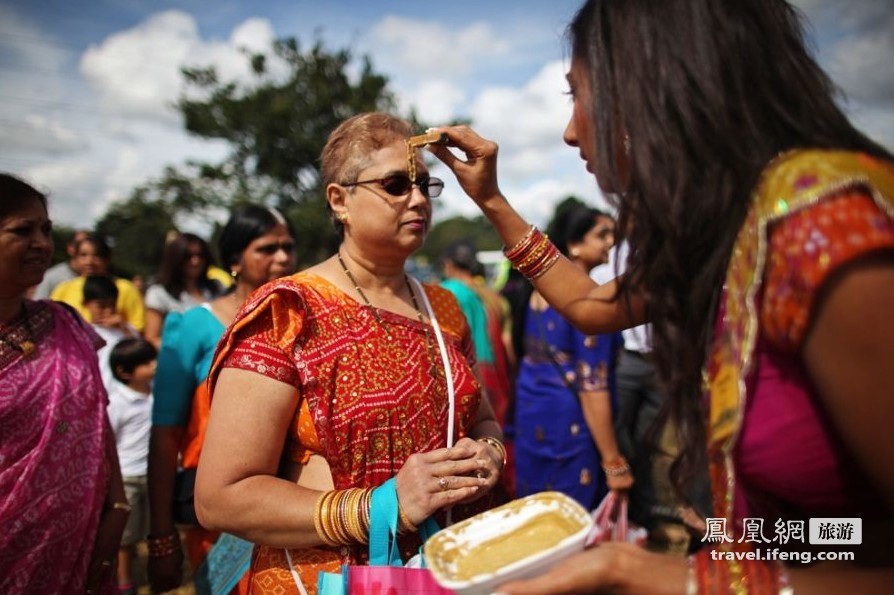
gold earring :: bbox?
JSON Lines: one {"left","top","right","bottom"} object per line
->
{"left": 337, "top": 212, "right": 348, "bottom": 222}
{"left": 570, "top": 247, "right": 580, "bottom": 258}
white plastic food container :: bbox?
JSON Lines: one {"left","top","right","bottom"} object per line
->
{"left": 424, "top": 491, "right": 594, "bottom": 595}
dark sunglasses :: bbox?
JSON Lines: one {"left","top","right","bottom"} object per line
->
{"left": 342, "top": 174, "right": 444, "bottom": 200}
{"left": 255, "top": 241, "right": 296, "bottom": 255}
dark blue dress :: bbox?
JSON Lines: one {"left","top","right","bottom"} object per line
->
{"left": 514, "top": 303, "right": 623, "bottom": 510}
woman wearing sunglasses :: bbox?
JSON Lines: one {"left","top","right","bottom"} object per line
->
{"left": 194, "top": 112, "right": 506, "bottom": 593}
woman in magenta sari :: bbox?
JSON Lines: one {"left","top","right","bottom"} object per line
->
{"left": 0, "top": 173, "right": 129, "bottom": 594}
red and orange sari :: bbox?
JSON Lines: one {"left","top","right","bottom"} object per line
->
{"left": 207, "top": 273, "right": 501, "bottom": 594}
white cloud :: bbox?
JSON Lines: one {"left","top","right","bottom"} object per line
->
{"left": 0, "top": 5, "right": 70, "bottom": 72}
{"left": 26, "top": 159, "right": 108, "bottom": 226}
{"left": 230, "top": 17, "right": 277, "bottom": 54}
{"left": 790, "top": 0, "right": 894, "bottom": 150}
{"left": 847, "top": 104, "right": 894, "bottom": 150}
{"left": 370, "top": 17, "right": 509, "bottom": 80}
{"left": 399, "top": 79, "right": 467, "bottom": 123}
{"left": 9, "top": 0, "right": 889, "bottom": 233}
{"left": 78, "top": 11, "right": 279, "bottom": 124}
{"left": 79, "top": 10, "right": 199, "bottom": 124}
{"left": 470, "top": 60, "right": 570, "bottom": 151}
{"left": 0, "top": 115, "right": 85, "bottom": 154}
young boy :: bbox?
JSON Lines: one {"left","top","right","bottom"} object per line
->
{"left": 82, "top": 274, "right": 137, "bottom": 387}
{"left": 107, "top": 337, "right": 157, "bottom": 595}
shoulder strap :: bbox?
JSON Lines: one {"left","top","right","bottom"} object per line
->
{"left": 409, "top": 276, "right": 456, "bottom": 448}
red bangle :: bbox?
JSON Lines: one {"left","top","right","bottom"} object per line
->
{"left": 146, "top": 531, "right": 181, "bottom": 558}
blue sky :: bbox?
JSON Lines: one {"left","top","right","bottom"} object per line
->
{"left": 2, "top": 0, "right": 892, "bottom": 231}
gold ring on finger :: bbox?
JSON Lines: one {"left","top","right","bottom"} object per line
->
{"left": 438, "top": 476, "right": 449, "bottom": 491}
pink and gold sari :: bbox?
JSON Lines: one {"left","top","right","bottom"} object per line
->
{"left": 693, "top": 150, "right": 894, "bottom": 591}
{"left": 0, "top": 300, "right": 112, "bottom": 593}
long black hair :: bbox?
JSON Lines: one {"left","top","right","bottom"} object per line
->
{"left": 568, "top": 0, "right": 893, "bottom": 490}
{"left": 0, "top": 173, "right": 47, "bottom": 218}
{"left": 217, "top": 204, "right": 292, "bottom": 282}
{"left": 154, "top": 232, "right": 217, "bottom": 298}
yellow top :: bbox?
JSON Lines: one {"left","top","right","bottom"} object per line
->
{"left": 206, "top": 265, "right": 234, "bottom": 289}
{"left": 50, "top": 276, "right": 146, "bottom": 331}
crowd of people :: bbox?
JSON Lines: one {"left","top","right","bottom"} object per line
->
{"left": 1, "top": 0, "right": 892, "bottom": 593}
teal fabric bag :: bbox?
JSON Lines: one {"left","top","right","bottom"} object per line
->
{"left": 315, "top": 478, "right": 446, "bottom": 595}
{"left": 192, "top": 532, "right": 253, "bottom": 595}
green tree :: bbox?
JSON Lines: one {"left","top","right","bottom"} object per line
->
{"left": 93, "top": 37, "right": 462, "bottom": 273}
{"left": 170, "top": 37, "right": 407, "bottom": 266}
{"left": 419, "top": 215, "right": 505, "bottom": 267}
{"left": 94, "top": 188, "right": 178, "bottom": 280}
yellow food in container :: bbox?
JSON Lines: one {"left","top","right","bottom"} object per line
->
{"left": 424, "top": 491, "right": 594, "bottom": 595}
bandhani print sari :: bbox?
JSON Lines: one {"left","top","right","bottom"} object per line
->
{"left": 207, "top": 273, "right": 502, "bottom": 594}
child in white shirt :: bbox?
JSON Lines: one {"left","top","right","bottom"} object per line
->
{"left": 82, "top": 274, "right": 137, "bottom": 387}
{"left": 107, "top": 337, "right": 157, "bottom": 595}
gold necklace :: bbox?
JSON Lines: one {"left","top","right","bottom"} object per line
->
{"left": 336, "top": 252, "right": 440, "bottom": 378}
{"left": 0, "top": 305, "right": 36, "bottom": 359}
{"left": 337, "top": 252, "right": 388, "bottom": 330}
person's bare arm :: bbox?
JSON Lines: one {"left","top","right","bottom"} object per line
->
{"left": 196, "top": 368, "right": 488, "bottom": 545}
{"left": 194, "top": 368, "right": 322, "bottom": 547}
{"left": 85, "top": 419, "right": 130, "bottom": 594}
{"left": 146, "top": 425, "right": 185, "bottom": 592}
{"left": 428, "top": 125, "right": 643, "bottom": 335}
{"left": 143, "top": 308, "right": 164, "bottom": 349}
{"left": 801, "top": 258, "right": 894, "bottom": 508}
{"left": 498, "top": 259, "right": 894, "bottom": 594}
{"left": 579, "top": 389, "right": 633, "bottom": 491}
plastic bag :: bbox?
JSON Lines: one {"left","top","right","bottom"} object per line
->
{"left": 585, "top": 491, "right": 648, "bottom": 547}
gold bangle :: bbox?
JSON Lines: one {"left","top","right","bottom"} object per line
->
{"left": 602, "top": 457, "right": 631, "bottom": 477}
{"left": 503, "top": 225, "right": 537, "bottom": 257}
{"left": 477, "top": 436, "right": 507, "bottom": 470}
{"left": 398, "top": 501, "right": 417, "bottom": 534}
{"left": 314, "top": 491, "right": 339, "bottom": 547}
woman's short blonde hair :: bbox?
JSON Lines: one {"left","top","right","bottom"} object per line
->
{"left": 320, "top": 112, "right": 414, "bottom": 186}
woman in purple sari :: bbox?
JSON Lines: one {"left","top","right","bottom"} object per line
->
{"left": 0, "top": 173, "right": 129, "bottom": 594}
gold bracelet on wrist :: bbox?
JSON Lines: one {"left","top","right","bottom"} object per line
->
{"left": 477, "top": 436, "right": 507, "bottom": 470}
{"left": 397, "top": 501, "right": 418, "bottom": 534}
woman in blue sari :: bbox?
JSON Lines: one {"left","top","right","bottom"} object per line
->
{"left": 512, "top": 203, "right": 632, "bottom": 509}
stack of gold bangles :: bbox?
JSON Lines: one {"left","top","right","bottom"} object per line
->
{"left": 503, "top": 226, "right": 561, "bottom": 280}
{"left": 314, "top": 486, "right": 418, "bottom": 546}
